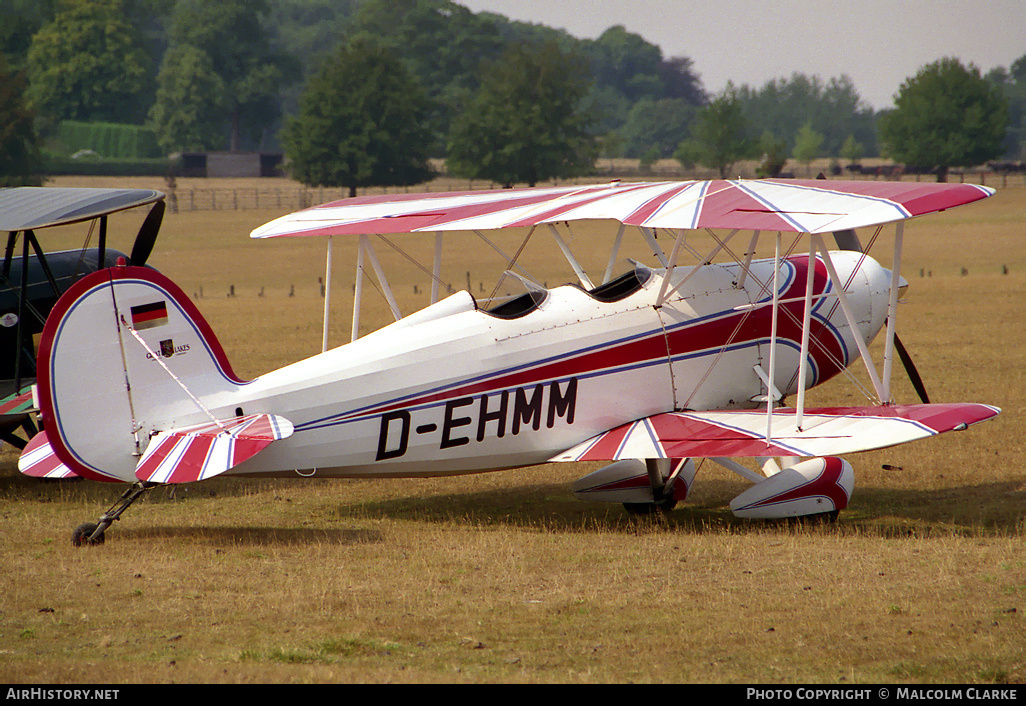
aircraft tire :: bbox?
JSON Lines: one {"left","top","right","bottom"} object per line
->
{"left": 72, "top": 523, "right": 105, "bottom": 547}
{"left": 622, "top": 497, "right": 677, "bottom": 515}
{"left": 780, "top": 510, "right": 840, "bottom": 526}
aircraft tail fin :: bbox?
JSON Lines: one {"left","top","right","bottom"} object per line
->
{"left": 32, "top": 263, "right": 290, "bottom": 483}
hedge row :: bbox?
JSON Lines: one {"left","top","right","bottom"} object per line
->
{"left": 42, "top": 153, "right": 174, "bottom": 177}
{"left": 56, "top": 121, "right": 163, "bottom": 160}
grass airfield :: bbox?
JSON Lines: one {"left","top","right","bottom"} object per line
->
{"left": 0, "top": 176, "right": 1022, "bottom": 683}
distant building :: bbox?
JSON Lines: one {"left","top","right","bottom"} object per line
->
{"left": 179, "top": 152, "right": 283, "bottom": 178}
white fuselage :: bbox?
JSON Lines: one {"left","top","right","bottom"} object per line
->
{"left": 211, "top": 251, "right": 890, "bottom": 479}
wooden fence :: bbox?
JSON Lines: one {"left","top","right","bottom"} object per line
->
{"left": 163, "top": 169, "right": 1026, "bottom": 214}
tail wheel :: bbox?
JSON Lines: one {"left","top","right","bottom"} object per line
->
{"left": 71, "top": 523, "right": 105, "bottom": 547}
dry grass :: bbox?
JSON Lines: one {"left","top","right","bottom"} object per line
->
{"left": 0, "top": 178, "right": 1022, "bottom": 684}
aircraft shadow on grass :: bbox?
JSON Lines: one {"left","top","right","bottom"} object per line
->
{"left": 2, "top": 464, "right": 1020, "bottom": 540}
{"left": 330, "top": 479, "right": 1025, "bottom": 536}
{"left": 119, "top": 525, "right": 383, "bottom": 547}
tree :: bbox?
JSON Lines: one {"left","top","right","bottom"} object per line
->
{"left": 616, "top": 98, "right": 698, "bottom": 159}
{"left": 486, "top": 15, "right": 704, "bottom": 140}
{"left": 792, "top": 122, "right": 825, "bottom": 176}
{"left": 674, "top": 85, "right": 756, "bottom": 178}
{"left": 840, "top": 134, "right": 865, "bottom": 165}
{"left": 25, "top": 0, "right": 152, "bottom": 124}
{"left": 986, "top": 54, "right": 1026, "bottom": 160}
{"left": 164, "top": 0, "right": 293, "bottom": 152}
{"left": 346, "top": 0, "right": 505, "bottom": 154}
{"left": 736, "top": 73, "right": 876, "bottom": 157}
{"left": 658, "top": 56, "right": 706, "bottom": 105}
{"left": 148, "top": 44, "right": 228, "bottom": 153}
{"left": 282, "top": 41, "right": 434, "bottom": 197}
{"left": 0, "top": 0, "right": 57, "bottom": 72}
{"left": 756, "top": 131, "right": 788, "bottom": 178}
{"left": 879, "top": 57, "right": 1007, "bottom": 181}
{"left": 586, "top": 26, "right": 663, "bottom": 103}
{"left": 0, "top": 53, "right": 44, "bottom": 186}
{"left": 447, "top": 40, "right": 597, "bottom": 188}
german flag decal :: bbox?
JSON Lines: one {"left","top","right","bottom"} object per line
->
{"left": 130, "top": 301, "right": 168, "bottom": 330}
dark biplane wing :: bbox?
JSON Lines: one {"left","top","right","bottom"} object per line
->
{"left": 0, "top": 187, "right": 168, "bottom": 445}
{"left": 0, "top": 383, "right": 37, "bottom": 449}
{"left": 0, "top": 187, "right": 164, "bottom": 231}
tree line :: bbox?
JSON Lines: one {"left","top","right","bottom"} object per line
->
{"left": 1, "top": 0, "right": 1022, "bottom": 188}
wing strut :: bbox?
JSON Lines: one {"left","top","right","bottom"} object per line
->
{"left": 322, "top": 235, "right": 334, "bottom": 353}
{"left": 795, "top": 244, "right": 816, "bottom": 429}
{"left": 547, "top": 223, "right": 594, "bottom": 289}
{"left": 360, "top": 236, "right": 402, "bottom": 325}
{"left": 602, "top": 223, "right": 626, "bottom": 284}
{"left": 351, "top": 235, "right": 365, "bottom": 342}
{"left": 639, "top": 227, "right": 668, "bottom": 267}
{"left": 881, "top": 221, "right": 904, "bottom": 400}
{"left": 431, "top": 232, "right": 442, "bottom": 305}
{"left": 349, "top": 235, "right": 403, "bottom": 340}
{"left": 765, "top": 233, "right": 782, "bottom": 441}
{"left": 735, "top": 231, "right": 761, "bottom": 290}
{"left": 656, "top": 229, "right": 739, "bottom": 307}
{"left": 812, "top": 234, "right": 887, "bottom": 403}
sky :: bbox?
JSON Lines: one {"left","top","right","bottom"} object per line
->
{"left": 458, "top": 0, "right": 1025, "bottom": 110}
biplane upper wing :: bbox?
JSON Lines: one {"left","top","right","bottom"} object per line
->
{"left": 0, "top": 187, "right": 164, "bottom": 231}
{"left": 550, "top": 403, "right": 1001, "bottom": 462}
{"left": 250, "top": 179, "right": 994, "bottom": 239}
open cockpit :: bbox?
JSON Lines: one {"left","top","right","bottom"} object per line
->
{"left": 481, "top": 264, "right": 653, "bottom": 319}
{"left": 575, "top": 265, "right": 652, "bottom": 303}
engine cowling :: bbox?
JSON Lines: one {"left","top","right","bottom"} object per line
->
{"left": 729, "top": 457, "right": 853, "bottom": 519}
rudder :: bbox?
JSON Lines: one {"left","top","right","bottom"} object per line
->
{"left": 36, "top": 264, "right": 249, "bottom": 482}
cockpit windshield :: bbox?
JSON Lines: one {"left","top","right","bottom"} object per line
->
{"left": 481, "top": 271, "right": 548, "bottom": 319}
{"left": 586, "top": 260, "right": 652, "bottom": 302}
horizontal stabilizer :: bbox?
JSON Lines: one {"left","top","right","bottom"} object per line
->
{"left": 18, "top": 431, "right": 78, "bottom": 479}
{"left": 135, "top": 413, "right": 294, "bottom": 484}
{"left": 551, "top": 403, "right": 1001, "bottom": 462}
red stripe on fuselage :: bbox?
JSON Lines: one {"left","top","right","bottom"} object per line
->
{"left": 663, "top": 256, "right": 847, "bottom": 384}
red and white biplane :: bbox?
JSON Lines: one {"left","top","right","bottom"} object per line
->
{"left": 18, "top": 178, "right": 1000, "bottom": 544}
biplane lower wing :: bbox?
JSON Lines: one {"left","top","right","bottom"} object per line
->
{"left": 551, "top": 403, "right": 1001, "bottom": 462}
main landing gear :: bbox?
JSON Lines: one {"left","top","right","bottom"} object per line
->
{"left": 623, "top": 458, "right": 687, "bottom": 515}
{"left": 72, "top": 482, "right": 155, "bottom": 547}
